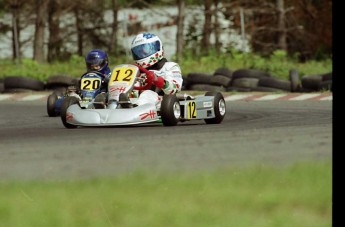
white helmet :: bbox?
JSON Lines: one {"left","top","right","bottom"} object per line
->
{"left": 131, "top": 33, "right": 164, "bottom": 68}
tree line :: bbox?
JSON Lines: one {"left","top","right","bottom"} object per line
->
{"left": 0, "top": 0, "right": 332, "bottom": 63}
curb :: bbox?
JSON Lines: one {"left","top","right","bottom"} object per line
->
{"left": 224, "top": 92, "right": 332, "bottom": 101}
{"left": 0, "top": 92, "right": 332, "bottom": 102}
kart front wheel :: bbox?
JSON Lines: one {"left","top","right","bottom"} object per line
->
{"left": 160, "top": 94, "right": 181, "bottom": 126}
{"left": 47, "top": 93, "right": 59, "bottom": 117}
{"left": 204, "top": 91, "right": 226, "bottom": 124}
{"left": 60, "top": 96, "right": 79, "bottom": 129}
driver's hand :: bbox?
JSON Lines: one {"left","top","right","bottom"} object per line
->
{"left": 146, "top": 70, "right": 156, "bottom": 83}
{"left": 136, "top": 64, "right": 165, "bottom": 89}
{"left": 147, "top": 70, "right": 165, "bottom": 88}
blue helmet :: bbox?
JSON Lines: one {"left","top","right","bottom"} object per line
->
{"left": 85, "top": 49, "right": 110, "bottom": 75}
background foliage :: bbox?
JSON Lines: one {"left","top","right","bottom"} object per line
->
{"left": 0, "top": 49, "right": 332, "bottom": 81}
{"left": 0, "top": 0, "right": 332, "bottom": 82}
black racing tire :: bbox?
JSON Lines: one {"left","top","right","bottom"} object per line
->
{"left": 0, "top": 82, "right": 5, "bottom": 93}
{"left": 48, "top": 90, "right": 65, "bottom": 116}
{"left": 190, "top": 84, "right": 226, "bottom": 92}
{"left": 319, "top": 80, "right": 332, "bottom": 91}
{"left": 301, "top": 74, "right": 322, "bottom": 91}
{"left": 209, "top": 75, "right": 231, "bottom": 87}
{"left": 204, "top": 91, "right": 226, "bottom": 124}
{"left": 0, "top": 78, "right": 4, "bottom": 93}
{"left": 45, "top": 74, "right": 78, "bottom": 90}
{"left": 213, "top": 67, "right": 233, "bottom": 78}
{"left": 47, "top": 93, "right": 59, "bottom": 117}
{"left": 60, "top": 96, "right": 79, "bottom": 129}
{"left": 231, "top": 78, "right": 259, "bottom": 88}
{"left": 160, "top": 94, "right": 181, "bottom": 126}
{"left": 231, "top": 69, "right": 271, "bottom": 81}
{"left": 226, "top": 86, "right": 252, "bottom": 92}
{"left": 186, "top": 73, "right": 212, "bottom": 85}
{"left": 258, "top": 77, "right": 291, "bottom": 91}
{"left": 4, "top": 76, "right": 45, "bottom": 91}
{"left": 321, "top": 72, "right": 332, "bottom": 81}
{"left": 251, "top": 86, "right": 285, "bottom": 92}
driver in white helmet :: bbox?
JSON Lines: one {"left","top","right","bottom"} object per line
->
{"left": 130, "top": 32, "right": 183, "bottom": 107}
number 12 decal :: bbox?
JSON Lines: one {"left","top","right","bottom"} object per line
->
{"left": 110, "top": 67, "right": 136, "bottom": 83}
{"left": 187, "top": 101, "right": 197, "bottom": 119}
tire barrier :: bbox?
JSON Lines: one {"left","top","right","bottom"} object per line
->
{"left": 301, "top": 73, "right": 332, "bottom": 92}
{"left": 45, "top": 74, "right": 79, "bottom": 90}
{"left": 0, "top": 78, "right": 4, "bottom": 93}
{"left": 3, "top": 76, "right": 45, "bottom": 93}
{"left": 0, "top": 74, "right": 77, "bottom": 94}
{"left": 184, "top": 67, "right": 332, "bottom": 93}
{"left": 213, "top": 67, "right": 233, "bottom": 78}
{"left": 0, "top": 69, "right": 332, "bottom": 94}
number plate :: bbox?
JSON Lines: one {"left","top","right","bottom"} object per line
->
{"left": 81, "top": 78, "right": 101, "bottom": 90}
{"left": 110, "top": 66, "right": 137, "bottom": 85}
{"left": 186, "top": 101, "right": 197, "bottom": 119}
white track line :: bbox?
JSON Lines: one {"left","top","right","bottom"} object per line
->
{"left": 0, "top": 94, "right": 12, "bottom": 101}
{"left": 225, "top": 94, "right": 253, "bottom": 101}
{"left": 20, "top": 94, "right": 48, "bottom": 101}
{"left": 320, "top": 95, "right": 332, "bottom": 101}
{"left": 289, "top": 94, "right": 321, "bottom": 101}
{"left": 253, "top": 94, "right": 287, "bottom": 101}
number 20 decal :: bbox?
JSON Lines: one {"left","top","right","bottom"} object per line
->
{"left": 81, "top": 78, "right": 101, "bottom": 90}
{"left": 187, "top": 101, "right": 197, "bottom": 119}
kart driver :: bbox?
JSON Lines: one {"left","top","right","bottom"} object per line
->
{"left": 130, "top": 32, "right": 183, "bottom": 107}
{"left": 84, "top": 49, "right": 111, "bottom": 92}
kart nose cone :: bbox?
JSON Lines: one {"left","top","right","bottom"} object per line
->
{"left": 66, "top": 103, "right": 159, "bottom": 126}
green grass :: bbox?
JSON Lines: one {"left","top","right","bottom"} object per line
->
{"left": 0, "top": 50, "right": 332, "bottom": 82}
{"left": 179, "top": 50, "right": 332, "bottom": 79}
{"left": 0, "top": 161, "right": 332, "bottom": 227}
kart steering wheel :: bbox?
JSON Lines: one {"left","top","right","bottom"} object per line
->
{"left": 83, "top": 71, "right": 106, "bottom": 78}
{"left": 133, "top": 65, "right": 154, "bottom": 91}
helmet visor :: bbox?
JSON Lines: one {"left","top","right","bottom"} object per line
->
{"left": 88, "top": 64, "right": 101, "bottom": 71}
{"left": 131, "top": 41, "right": 160, "bottom": 60}
{"left": 86, "top": 59, "right": 106, "bottom": 71}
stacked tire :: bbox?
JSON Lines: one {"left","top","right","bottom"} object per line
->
{"left": 184, "top": 67, "right": 332, "bottom": 93}
{"left": 45, "top": 74, "right": 79, "bottom": 93}
{"left": 0, "top": 74, "right": 78, "bottom": 94}
{"left": 301, "top": 72, "right": 332, "bottom": 92}
{"left": 2, "top": 76, "right": 45, "bottom": 93}
{"left": 184, "top": 72, "right": 225, "bottom": 92}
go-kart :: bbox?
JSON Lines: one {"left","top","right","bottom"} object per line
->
{"left": 46, "top": 71, "right": 105, "bottom": 117}
{"left": 60, "top": 64, "right": 226, "bottom": 128}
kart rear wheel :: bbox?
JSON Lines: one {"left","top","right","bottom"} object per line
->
{"left": 204, "top": 91, "right": 226, "bottom": 124}
{"left": 61, "top": 96, "right": 79, "bottom": 129}
{"left": 160, "top": 94, "right": 181, "bottom": 126}
{"left": 47, "top": 93, "right": 59, "bottom": 117}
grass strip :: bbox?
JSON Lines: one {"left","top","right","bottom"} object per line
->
{"left": 0, "top": 161, "right": 331, "bottom": 227}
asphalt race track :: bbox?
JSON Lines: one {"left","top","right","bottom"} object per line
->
{"left": 0, "top": 97, "right": 332, "bottom": 180}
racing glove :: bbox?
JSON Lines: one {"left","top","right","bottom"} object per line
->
{"left": 137, "top": 64, "right": 165, "bottom": 89}
{"left": 146, "top": 70, "right": 165, "bottom": 89}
